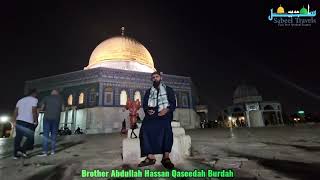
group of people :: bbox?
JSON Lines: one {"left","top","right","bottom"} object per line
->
{"left": 12, "top": 71, "right": 177, "bottom": 169}
{"left": 236, "top": 119, "right": 246, "bottom": 127}
{"left": 12, "top": 89, "right": 64, "bottom": 159}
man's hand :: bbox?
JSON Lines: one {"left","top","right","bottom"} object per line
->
{"left": 148, "top": 109, "right": 155, "bottom": 115}
{"left": 34, "top": 120, "right": 38, "bottom": 126}
{"left": 12, "top": 120, "right": 16, "bottom": 128}
{"left": 12, "top": 108, "right": 18, "bottom": 128}
{"left": 32, "top": 107, "right": 38, "bottom": 125}
{"left": 158, "top": 108, "right": 169, "bottom": 116}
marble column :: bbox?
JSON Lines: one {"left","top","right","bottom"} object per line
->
{"left": 98, "top": 83, "right": 103, "bottom": 106}
{"left": 64, "top": 107, "right": 69, "bottom": 127}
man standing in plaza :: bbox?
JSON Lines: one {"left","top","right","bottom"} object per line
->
{"left": 12, "top": 89, "right": 38, "bottom": 159}
{"left": 38, "top": 89, "right": 64, "bottom": 156}
{"left": 138, "top": 71, "right": 176, "bottom": 169}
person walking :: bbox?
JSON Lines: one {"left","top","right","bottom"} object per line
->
{"left": 38, "top": 89, "right": 64, "bottom": 156}
{"left": 12, "top": 89, "right": 38, "bottom": 159}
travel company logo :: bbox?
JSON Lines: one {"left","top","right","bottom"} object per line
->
{"left": 268, "top": 4, "right": 317, "bottom": 27}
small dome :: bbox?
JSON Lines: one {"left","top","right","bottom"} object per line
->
{"left": 277, "top": 5, "right": 285, "bottom": 14}
{"left": 300, "top": 6, "right": 308, "bottom": 15}
{"left": 233, "top": 84, "right": 262, "bottom": 104}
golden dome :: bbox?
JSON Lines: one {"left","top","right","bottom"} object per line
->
{"left": 85, "top": 36, "right": 155, "bottom": 72}
{"left": 277, "top": 4, "right": 285, "bottom": 14}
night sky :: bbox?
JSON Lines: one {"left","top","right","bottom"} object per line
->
{"left": 1, "top": 0, "right": 319, "bottom": 118}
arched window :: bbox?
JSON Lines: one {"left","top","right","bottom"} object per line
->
{"left": 104, "top": 86, "right": 113, "bottom": 105}
{"left": 134, "top": 91, "right": 141, "bottom": 102}
{"left": 120, "top": 90, "right": 127, "bottom": 105}
{"left": 264, "top": 105, "right": 274, "bottom": 110}
{"left": 181, "top": 92, "right": 189, "bottom": 107}
{"left": 78, "top": 92, "right": 84, "bottom": 105}
{"left": 89, "top": 88, "right": 97, "bottom": 105}
{"left": 67, "top": 94, "right": 73, "bottom": 106}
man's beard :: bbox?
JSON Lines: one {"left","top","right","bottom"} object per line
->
{"left": 153, "top": 80, "right": 161, "bottom": 88}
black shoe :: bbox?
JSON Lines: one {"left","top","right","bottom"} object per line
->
{"left": 161, "top": 158, "right": 174, "bottom": 169}
{"left": 17, "top": 151, "right": 28, "bottom": 158}
{"left": 13, "top": 156, "right": 20, "bottom": 160}
{"left": 138, "top": 157, "right": 156, "bottom": 167}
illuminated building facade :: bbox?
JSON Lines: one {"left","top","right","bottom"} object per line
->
{"left": 25, "top": 30, "right": 200, "bottom": 134}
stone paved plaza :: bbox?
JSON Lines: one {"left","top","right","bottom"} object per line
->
{"left": 1, "top": 123, "right": 320, "bottom": 180}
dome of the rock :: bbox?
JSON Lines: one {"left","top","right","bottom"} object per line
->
{"left": 85, "top": 36, "right": 156, "bottom": 73}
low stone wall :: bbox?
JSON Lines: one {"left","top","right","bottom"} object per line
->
{"left": 35, "top": 107, "right": 200, "bottom": 135}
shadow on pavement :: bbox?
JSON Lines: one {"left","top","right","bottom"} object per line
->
{"left": 263, "top": 142, "right": 320, "bottom": 152}
{"left": 227, "top": 150, "right": 320, "bottom": 180}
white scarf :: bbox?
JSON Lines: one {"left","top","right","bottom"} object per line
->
{"left": 148, "top": 83, "right": 169, "bottom": 112}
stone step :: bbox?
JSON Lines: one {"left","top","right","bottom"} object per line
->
{"left": 127, "top": 127, "right": 185, "bottom": 138}
{"left": 172, "top": 127, "right": 185, "bottom": 137}
{"left": 171, "top": 121, "right": 181, "bottom": 128}
{"left": 122, "top": 135, "right": 191, "bottom": 164}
